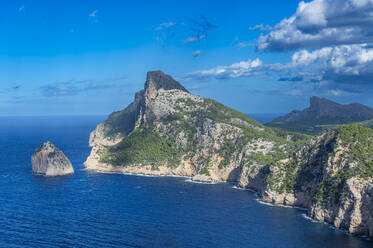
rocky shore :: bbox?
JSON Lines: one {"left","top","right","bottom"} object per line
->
{"left": 84, "top": 71, "right": 373, "bottom": 239}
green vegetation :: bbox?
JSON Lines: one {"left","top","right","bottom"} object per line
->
{"left": 265, "top": 159, "right": 298, "bottom": 194}
{"left": 337, "top": 125, "right": 373, "bottom": 178}
{"left": 175, "top": 97, "right": 310, "bottom": 145}
{"left": 355, "top": 118, "right": 373, "bottom": 129}
{"left": 100, "top": 92, "right": 310, "bottom": 184}
{"left": 266, "top": 118, "right": 373, "bottom": 135}
{"left": 264, "top": 124, "right": 373, "bottom": 198}
{"left": 101, "top": 128, "right": 182, "bottom": 167}
{"left": 98, "top": 86, "right": 373, "bottom": 214}
{"left": 103, "top": 108, "right": 138, "bottom": 138}
{"left": 312, "top": 170, "right": 350, "bottom": 207}
{"left": 199, "top": 167, "right": 210, "bottom": 176}
{"left": 266, "top": 121, "right": 329, "bottom": 135}
{"left": 165, "top": 97, "right": 311, "bottom": 172}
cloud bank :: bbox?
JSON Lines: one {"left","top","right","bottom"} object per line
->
{"left": 185, "top": 43, "right": 373, "bottom": 94}
{"left": 186, "top": 0, "right": 373, "bottom": 97}
{"left": 40, "top": 76, "right": 127, "bottom": 97}
{"left": 257, "top": 0, "right": 373, "bottom": 52}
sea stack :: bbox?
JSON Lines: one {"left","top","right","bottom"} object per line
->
{"left": 31, "top": 141, "right": 74, "bottom": 176}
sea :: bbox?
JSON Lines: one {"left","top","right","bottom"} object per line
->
{"left": 0, "top": 116, "right": 371, "bottom": 248}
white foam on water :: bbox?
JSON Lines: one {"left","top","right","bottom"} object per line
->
{"left": 255, "top": 198, "right": 307, "bottom": 211}
{"left": 232, "top": 185, "right": 250, "bottom": 191}
{"left": 184, "top": 178, "right": 219, "bottom": 185}
{"left": 255, "top": 199, "right": 293, "bottom": 208}
{"left": 87, "top": 169, "right": 191, "bottom": 179}
{"left": 301, "top": 213, "right": 318, "bottom": 223}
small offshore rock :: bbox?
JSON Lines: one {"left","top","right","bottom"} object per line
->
{"left": 31, "top": 141, "right": 74, "bottom": 176}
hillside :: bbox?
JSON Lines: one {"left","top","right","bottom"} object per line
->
{"left": 84, "top": 71, "right": 373, "bottom": 238}
{"left": 266, "top": 97, "right": 373, "bottom": 135}
{"left": 85, "top": 70, "right": 308, "bottom": 181}
{"left": 262, "top": 125, "right": 373, "bottom": 237}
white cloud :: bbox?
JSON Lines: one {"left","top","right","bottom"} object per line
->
{"left": 184, "top": 0, "right": 373, "bottom": 96}
{"left": 192, "top": 50, "right": 201, "bottom": 57}
{"left": 237, "top": 42, "right": 254, "bottom": 48}
{"left": 41, "top": 77, "right": 127, "bottom": 97}
{"left": 291, "top": 44, "right": 373, "bottom": 78}
{"left": 182, "top": 35, "right": 206, "bottom": 44}
{"left": 155, "top": 22, "right": 176, "bottom": 31}
{"left": 185, "top": 58, "right": 266, "bottom": 80}
{"left": 249, "top": 24, "right": 272, "bottom": 31}
{"left": 257, "top": 0, "right": 373, "bottom": 52}
{"left": 185, "top": 43, "right": 373, "bottom": 94}
{"left": 328, "top": 89, "right": 343, "bottom": 96}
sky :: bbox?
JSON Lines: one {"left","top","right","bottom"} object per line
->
{"left": 2, "top": 0, "right": 373, "bottom": 116}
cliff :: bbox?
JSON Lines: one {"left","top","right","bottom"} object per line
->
{"left": 262, "top": 125, "right": 373, "bottom": 237}
{"left": 85, "top": 71, "right": 307, "bottom": 181}
{"left": 84, "top": 71, "right": 373, "bottom": 238}
{"left": 32, "top": 141, "right": 74, "bottom": 176}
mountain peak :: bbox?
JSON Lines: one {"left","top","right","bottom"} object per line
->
{"left": 309, "top": 96, "right": 321, "bottom": 106}
{"left": 271, "top": 96, "right": 373, "bottom": 124}
{"left": 145, "top": 71, "right": 189, "bottom": 93}
{"left": 309, "top": 96, "right": 338, "bottom": 109}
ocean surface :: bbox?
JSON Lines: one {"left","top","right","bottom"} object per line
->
{"left": 0, "top": 116, "right": 371, "bottom": 248}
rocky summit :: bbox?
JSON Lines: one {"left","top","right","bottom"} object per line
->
{"left": 32, "top": 141, "right": 74, "bottom": 176}
{"left": 84, "top": 71, "right": 373, "bottom": 238}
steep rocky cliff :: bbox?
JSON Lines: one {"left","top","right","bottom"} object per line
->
{"left": 85, "top": 71, "right": 306, "bottom": 181}
{"left": 32, "top": 141, "right": 74, "bottom": 176}
{"left": 261, "top": 125, "right": 373, "bottom": 237}
{"left": 84, "top": 71, "right": 372, "bottom": 238}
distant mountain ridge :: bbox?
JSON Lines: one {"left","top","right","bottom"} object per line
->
{"left": 267, "top": 96, "right": 373, "bottom": 134}
{"left": 274, "top": 96, "right": 373, "bottom": 124}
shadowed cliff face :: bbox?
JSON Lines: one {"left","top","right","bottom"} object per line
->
{"left": 101, "top": 71, "right": 189, "bottom": 139}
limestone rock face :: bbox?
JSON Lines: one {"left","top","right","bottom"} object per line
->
{"left": 260, "top": 126, "right": 373, "bottom": 238}
{"left": 31, "top": 141, "right": 74, "bottom": 176}
{"left": 84, "top": 71, "right": 291, "bottom": 183}
{"left": 84, "top": 70, "right": 373, "bottom": 239}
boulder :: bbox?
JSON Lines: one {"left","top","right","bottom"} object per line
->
{"left": 31, "top": 141, "right": 74, "bottom": 176}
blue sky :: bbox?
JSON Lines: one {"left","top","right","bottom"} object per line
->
{"left": 2, "top": 0, "right": 373, "bottom": 115}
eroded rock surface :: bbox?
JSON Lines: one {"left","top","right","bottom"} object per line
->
{"left": 32, "top": 141, "right": 74, "bottom": 176}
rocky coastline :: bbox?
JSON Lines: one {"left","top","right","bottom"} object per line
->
{"left": 84, "top": 71, "right": 373, "bottom": 239}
